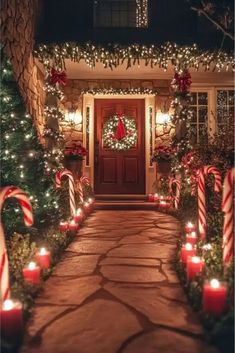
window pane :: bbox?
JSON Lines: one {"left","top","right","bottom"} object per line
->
{"left": 198, "top": 92, "right": 208, "bottom": 105}
{"left": 94, "top": 0, "right": 148, "bottom": 28}
{"left": 198, "top": 107, "right": 207, "bottom": 123}
{"left": 190, "top": 93, "right": 197, "bottom": 105}
{"left": 189, "top": 92, "right": 208, "bottom": 143}
{"left": 216, "top": 89, "right": 234, "bottom": 132}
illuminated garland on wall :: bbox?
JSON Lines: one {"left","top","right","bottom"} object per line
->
{"left": 81, "top": 87, "right": 158, "bottom": 95}
{"left": 34, "top": 42, "right": 234, "bottom": 72}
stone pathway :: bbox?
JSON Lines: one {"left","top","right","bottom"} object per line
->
{"left": 21, "top": 211, "right": 217, "bottom": 353}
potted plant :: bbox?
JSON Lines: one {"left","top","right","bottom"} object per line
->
{"left": 64, "top": 142, "right": 87, "bottom": 179}
{"left": 151, "top": 144, "right": 175, "bottom": 175}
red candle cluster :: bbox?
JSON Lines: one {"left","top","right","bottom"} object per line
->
{"left": 0, "top": 299, "right": 23, "bottom": 340}
{"left": 203, "top": 279, "right": 227, "bottom": 315}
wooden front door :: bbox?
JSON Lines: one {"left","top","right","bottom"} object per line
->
{"left": 94, "top": 99, "right": 145, "bottom": 194}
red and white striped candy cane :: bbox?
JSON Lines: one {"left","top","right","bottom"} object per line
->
{"left": 198, "top": 165, "right": 222, "bottom": 239}
{"left": 0, "top": 186, "right": 33, "bottom": 302}
{"left": 78, "top": 176, "right": 91, "bottom": 203}
{"left": 169, "top": 177, "right": 181, "bottom": 209}
{"left": 55, "top": 169, "right": 76, "bottom": 216}
{"left": 222, "top": 168, "right": 235, "bottom": 266}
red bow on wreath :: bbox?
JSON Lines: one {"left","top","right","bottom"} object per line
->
{"left": 115, "top": 112, "right": 126, "bottom": 141}
{"left": 50, "top": 68, "right": 67, "bottom": 86}
{"left": 173, "top": 71, "right": 192, "bottom": 93}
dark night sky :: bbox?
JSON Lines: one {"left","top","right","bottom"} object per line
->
{"left": 36, "top": 0, "right": 234, "bottom": 51}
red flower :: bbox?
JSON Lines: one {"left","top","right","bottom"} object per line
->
{"left": 64, "top": 143, "right": 87, "bottom": 159}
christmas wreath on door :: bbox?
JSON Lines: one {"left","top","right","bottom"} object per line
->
{"left": 102, "top": 113, "right": 137, "bottom": 150}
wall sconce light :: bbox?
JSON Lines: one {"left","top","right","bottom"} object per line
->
{"left": 65, "top": 109, "right": 83, "bottom": 125}
{"left": 156, "top": 110, "right": 171, "bottom": 125}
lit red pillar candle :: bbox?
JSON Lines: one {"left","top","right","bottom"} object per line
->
{"left": 0, "top": 299, "right": 23, "bottom": 340}
{"left": 154, "top": 193, "right": 159, "bottom": 202}
{"left": 59, "top": 221, "right": 69, "bottom": 232}
{"left": 185, "top": 222, "right": 196, "bottom": 233}
{"left": 187, "top": 256, "right": 205, "bottom": 281}
{"left": 74, "top": 208, "right": 82, "bottom": 223}
{"left": 88, "top": 198, "right": 94, "bottom": 210}
{"left": 159, "top": 201, "right": 170, "bottom": 210}
{"left": 69, "top": 220, "right": 79, "bottom": 231}
{"left": 180, "top": 243, "right": 196, "bottom": 264}
{"left": 148, "top": 193, "right": 154, "bottom": 202}
{"left": 35, "top": 247, "right": 51, "bottom": 269}
{"left": 186, "top": 231, "right": 198, "bottom": 245}
{"left": 83, "top": 201, "right": 90, "bottom": 215}
{"left": 203, "top": 279, "right": 227, "bottom": 315}
{"left": 23, "top": 261, "right": 40, "bottom": 285}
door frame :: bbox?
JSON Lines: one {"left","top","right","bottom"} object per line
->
{"left": 83, "top": 94, "right": 156, "bottom": 195}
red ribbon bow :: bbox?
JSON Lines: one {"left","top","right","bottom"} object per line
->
{"left": 50, "top": 68, "right": 67, "bottom": 86}
{"left": 173, "top": 71, "right": 192, "bottom": 93}
{"left": 115, "top": 113, "right": 126, "bottom": 141}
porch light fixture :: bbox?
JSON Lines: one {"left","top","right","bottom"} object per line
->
{"left": 65, "top": 109, "right": 82, "bottom": 125}
{"left": 156, "top": 110, "right": 171, "bottom": 125}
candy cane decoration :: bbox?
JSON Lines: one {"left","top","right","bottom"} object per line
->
{"left": 78, "top": 176, "right": 91, "bottom": 203}
{"left": 0, "top": 186, "right": 33, "bottom": 302}
{"left": 55, "top": 169, "right": 76, "bottom": 216}
{"left": 198, "top": 165, "right": 222, "bottom": 239}
{"left": 222, "top": 168, "right": 235, "bottom": 266}
{"left": 169, "top": 177, "right": 181, "bottom": 209}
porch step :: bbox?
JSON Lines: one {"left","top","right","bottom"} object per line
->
{"left": 95, "top": 194, "right": 147, "bottom": 201}
{"left": 94, "top": 200, "right": 157, "bottom": 210}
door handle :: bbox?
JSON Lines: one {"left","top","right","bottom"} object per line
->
{"left": 95, "top": 140, "right": 99, "bottom": 165}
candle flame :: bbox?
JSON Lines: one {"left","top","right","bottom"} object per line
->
{"left": 84, "top": 202, "right": 89, "bottom": 207}
{"left": 39, "top": 247, "right": 47, "bottom": 255}
{"left": 70, "top": 220, "right": 76, "bottom": 225}
{"left": 185, "top": 243, "right": 193, "bottom": 250}
{"left": 191, "top": 256, "right": 201, "bottom": 263}
{"left": 210, "top": 279, "right": 220, "bottom": 288}
{"left": 186, "top": 222, "right": 193, "bottom": 228}
{"left": 2, "top": 299, "right": 14, "bottom": 311}
{"left": 190, "top": 231, "right": 197, "bottom": 237}
{"left": 88, "top": 198, "right": 93, "bottom": 203}
{"left": 28, "top": 261, "right": 36, "bottom": 270}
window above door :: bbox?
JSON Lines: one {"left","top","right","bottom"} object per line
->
{"left": 93, "top": 0, "right": 148, "bottom": 28}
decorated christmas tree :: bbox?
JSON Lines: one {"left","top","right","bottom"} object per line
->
{"left": 0, "top": 52, "right": 67, "bottom": 235}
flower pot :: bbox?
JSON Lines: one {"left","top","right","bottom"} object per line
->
{"left": 157, "top": 160, "right": 171, "bottom": 175}
{"left": 64, "top": 157, "right": 83, "bottom": 180}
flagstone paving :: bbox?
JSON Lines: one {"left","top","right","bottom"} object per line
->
{"left": 20, "top": 211, "right": 218, "bottom": 353}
